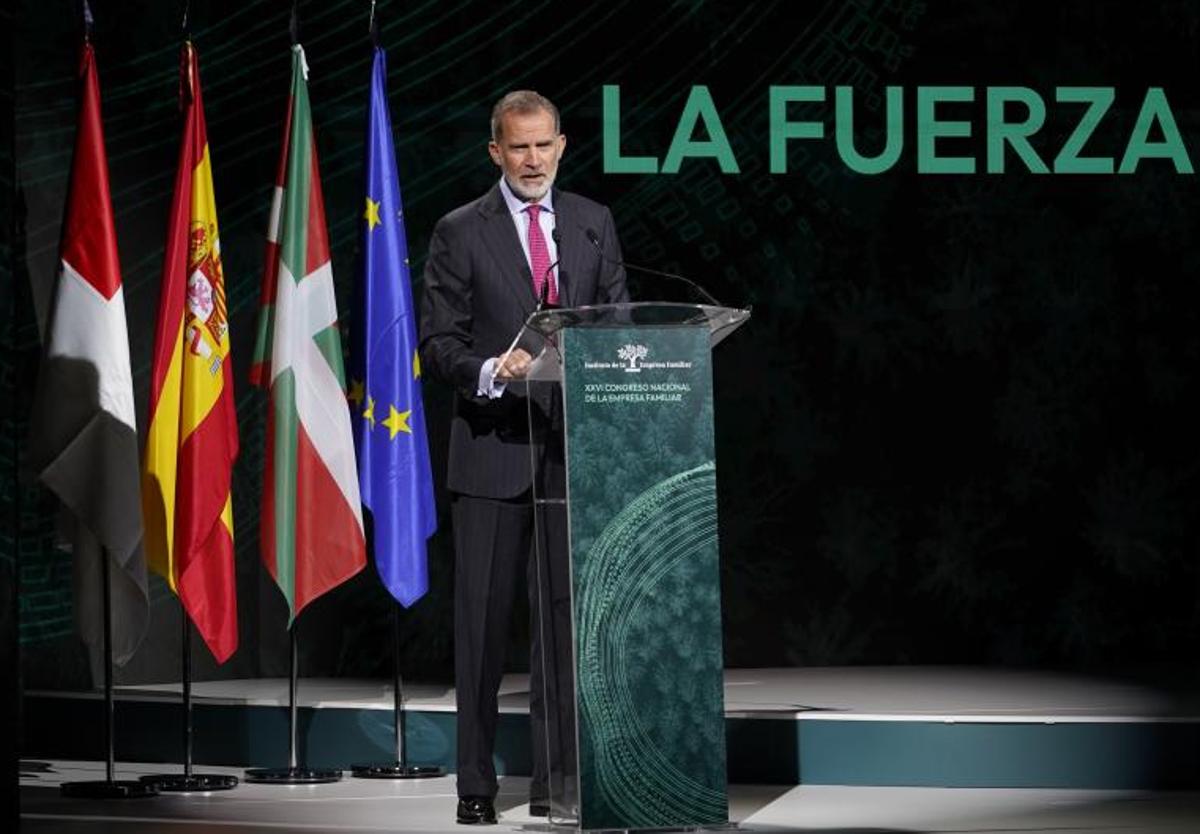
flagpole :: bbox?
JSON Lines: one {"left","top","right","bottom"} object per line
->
{"left": 393, "top": 608, "right": 403, "bottom": 764}
{"left": 139, "top": 616, "right": 238, "bottom": 791}
{"left": 245, "top": 623, "right": 342, "bottom": 784}
{"left": 60, "top": 547, "right": 157, "bottom": 799}
{"left": 289, "top": 625, "right": 298, "bottom": 769}
{"left": 52, "top": 4, "right": 153, "bottom": 800}
{"left": 349, "top": 5, "right": 440, "bottom": 780}
{"left": 103, "top": 549, "right": 114, "bottom": 784}
{"left": 247, "top": 9, "right": 364, "bottom": 786}
{"left": 136, "top": 8, "right": 237, "bottom": 791}
{"left": 183, "top": 617, "right": 192, "bottom": 778}
{"left": 350, "top": 604, "right": 443, "bottom": 779}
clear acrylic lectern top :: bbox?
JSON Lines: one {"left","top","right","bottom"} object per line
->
{"left": 524, "top": 302, "right": 750, "bottom": 382}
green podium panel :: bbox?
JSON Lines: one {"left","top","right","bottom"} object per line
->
{"left": 561, "top": 324, "right": 728, "bottom": 831}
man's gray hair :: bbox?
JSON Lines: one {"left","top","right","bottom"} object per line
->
{"left": 490, "top": 90, "right": 561, "bottom": 142}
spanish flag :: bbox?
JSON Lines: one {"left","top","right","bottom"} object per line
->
{"left": 142, "top": 41, "right": 239, "bottom": 663}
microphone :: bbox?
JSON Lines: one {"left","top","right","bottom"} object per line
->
{"left": 539, "top": 226, "right": 563, "bottom": 308}
{"left": 585, "top": 228, "right": 723, "bottom": 307}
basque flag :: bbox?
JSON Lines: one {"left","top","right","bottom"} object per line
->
{"left": 250, "top": 44, "right": 367, "bottom": 621}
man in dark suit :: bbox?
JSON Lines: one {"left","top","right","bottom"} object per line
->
{"left": 419, "top": 90, "right": 628, "bottom": 825}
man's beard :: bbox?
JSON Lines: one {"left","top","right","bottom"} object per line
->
{"left": 506, "top": 168, "right": 557, "bottom": 202}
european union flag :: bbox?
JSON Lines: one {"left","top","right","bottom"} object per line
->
{"left": 350, "top": 45, "right": 435, "bottom": 607}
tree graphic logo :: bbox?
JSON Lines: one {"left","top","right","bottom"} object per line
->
{"left": 618, "top": 343, "right": 649, "bottom": 372}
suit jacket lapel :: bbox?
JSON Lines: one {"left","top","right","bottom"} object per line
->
{"left": 478, "top": 185, "right": 537, "bottom": 315}
{"left": 553, "top": 190, "right": 585, "bottom": 309}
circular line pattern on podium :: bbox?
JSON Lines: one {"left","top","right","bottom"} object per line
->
{"left": 575, "top": 461, "right": 726, "bottom": 827}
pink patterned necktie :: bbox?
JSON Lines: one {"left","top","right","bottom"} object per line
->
{"left": 525, "top": 204, "right": 557, "bottom": 305}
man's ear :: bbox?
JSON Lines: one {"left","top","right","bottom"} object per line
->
{"left": 487, "top": 140, "right": 502, "bottom": 166}
{"left": 558, "top": 134, "right": 567, "bottom": 158}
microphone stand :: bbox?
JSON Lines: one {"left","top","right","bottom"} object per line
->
{"left": 584, "top": 228, "right": 724, "bottom": 308}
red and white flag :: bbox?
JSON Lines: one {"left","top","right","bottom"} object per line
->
{"left": 29, "top": 41, "right": 148, "bottom": 666}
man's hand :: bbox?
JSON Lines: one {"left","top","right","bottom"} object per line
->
{"left": 493, "top": 348, "right": 533, "bottom": 380}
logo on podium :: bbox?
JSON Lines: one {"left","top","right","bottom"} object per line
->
{"left": 618, "top": 343, "right": 649, "bottom": 372}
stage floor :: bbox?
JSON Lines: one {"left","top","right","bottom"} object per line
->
{"left": 101, "top": 664, "right": 1200, "bottom": 721}
{"left": 22, "top": 665, "right": 1200, "bottom": 799}
{"left": 20, "top": 760, "right": 1200, "bottom": 833}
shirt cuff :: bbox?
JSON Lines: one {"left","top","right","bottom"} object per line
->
{"left": 477, "top": 357, "right": 507, "bottom": 399}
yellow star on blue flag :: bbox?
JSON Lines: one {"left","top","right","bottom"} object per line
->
{"left": 382, "top": 404, "right": 412, "bottom": 439}
{"left": 364, "top": 196, "right": 381, "bottom": 230}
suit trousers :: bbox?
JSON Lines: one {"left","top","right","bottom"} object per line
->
{"left": 451, "top": 487, "right": 575, "bottom": 802}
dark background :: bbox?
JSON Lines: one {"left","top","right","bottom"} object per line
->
{"left": 6, "top": 0, "right": 1200, "bottom": 692}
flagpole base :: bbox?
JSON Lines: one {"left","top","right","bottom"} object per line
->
{"left": 139, "top": 773, "right": 239, "bottom": 792}
{"left": 243, "top": 767, "right": 342, "bottom": 785}
{"left": 350, "top": 762, "right": 444, "bottom": 779}
{"left": 61, "top": 780, "right": 159, "bottom": 799}
{"left": 20, "top": 761, "right": 54, "bottom": 777}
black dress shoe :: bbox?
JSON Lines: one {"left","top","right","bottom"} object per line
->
{"left": 528, "top": 801, "right": 550, "bottom": 817}
{"left": 456, "top": 796, "right": 496, "bottom": 825}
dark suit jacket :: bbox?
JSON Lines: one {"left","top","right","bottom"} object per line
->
{"left": 419, "top": 183, "right": 629, "bottom": 499}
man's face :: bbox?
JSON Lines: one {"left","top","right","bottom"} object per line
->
{"left": 488, "top": 108, "right": 566, "bottom": 202}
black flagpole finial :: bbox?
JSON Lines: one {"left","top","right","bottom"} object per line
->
{"left": 182, "top": 0, "right": 191, "bottom": 37}
{"left": 289, "top": 0, "right": 300, "bottom": 45}
{"left": 82, "top": 0, "right": 94, "bottom": 40}
{"left": 369, "top": 0, "right": 379, "bottom": 45}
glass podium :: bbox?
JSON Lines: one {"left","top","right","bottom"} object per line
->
{"left": 520, "top": 302, "right": 749, "bottom": 830}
